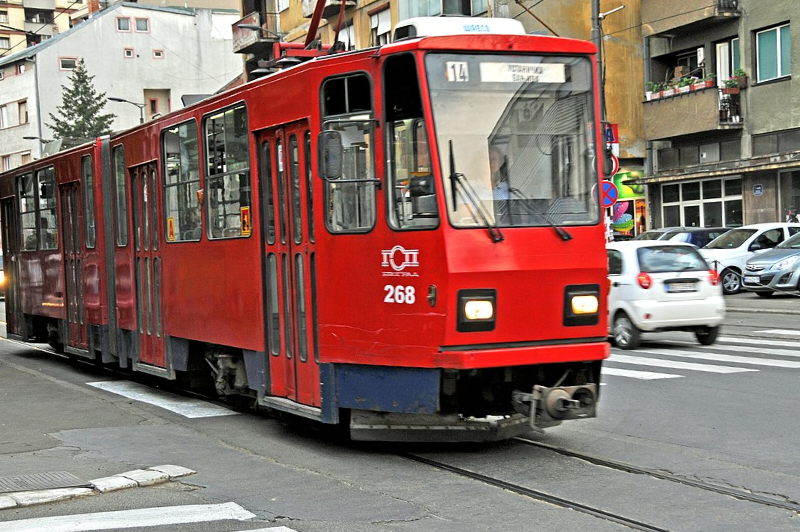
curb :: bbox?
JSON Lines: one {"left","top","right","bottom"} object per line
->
{"left": 0, "top": 465, "right": 195, "bottom": 510}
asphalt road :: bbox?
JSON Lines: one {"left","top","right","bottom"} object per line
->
{"left": 1, "top": 294, "right": 798, "bottom": 532}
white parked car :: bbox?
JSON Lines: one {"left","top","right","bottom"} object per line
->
{"left": 699, "top": 223, "right": 800, "bottom": 294}
{"left": 607, "top": 241, "right": 725, "bottom": 350}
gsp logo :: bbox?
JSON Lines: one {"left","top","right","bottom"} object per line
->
{"left": 381, "top": 246, "right": 419, "bottom": 277}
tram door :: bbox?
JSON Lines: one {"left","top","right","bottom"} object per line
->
{"left": 259, "top": 123, "right": 319, "bottom": 406}
{"left": 60, "top": 184, "right": 87, "bottom": 349}
{"left": 1, "top": 198, "right": 23, "bottom": 338}
{"left": 130, "top": 163, "right": 165, "bottom": 367}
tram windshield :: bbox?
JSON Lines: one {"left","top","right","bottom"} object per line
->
{"left": 424, "top": 53, "right": 600, "bottom": 229}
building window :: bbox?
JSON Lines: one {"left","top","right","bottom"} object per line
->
{"left": 715, "top": 37, "right": 739, "bottom": 87}
{"left": 277, "top": 0, "right": 288, "bottom": 12}
{"left": 134, "top": 18, "right": 149, "bottom": 32}
{"left": 0, "top": 37, "right": 9, "bottom": 49}
{"left": 124, "top": 48, "right": 134, "bottom": 58}
{"left": 60, "top": 57, "right": 78, "bottom": 70}
{"left": 370, "top": 8, "right": 391, "bottom": 47}
{"left": 153, "top": 49, "right": 164, "bottom": 59}
{"left": 19, "top": 100, "right": 27, "bottom": 124}
{"left": 756, "top": 24, "right": 790, "bottom": 82}
{"left": 0, "top": 11, "right": 8, "bottom": 23}
{"left": 338, "top": 22, "right": 355, "bottom": 51}
{"left": 0, "top": 70, "right": 4, "bottom": 80}
{"left": 21, "top": 152, "right": 31, "bottom": 165}
{"left": 1, "top": 155, "right": 10, "bottom": 172}
{"left": 661, "top": 178, "right": 743, "bottom": 228}
{"left": 17, "top": 63, "right": 25, "bottom": 74}
{"left": 0, "top": 104, "right": 7, "bottom": 128}
{"left": 117, "top": 17, "right": 130, "bottom": 31}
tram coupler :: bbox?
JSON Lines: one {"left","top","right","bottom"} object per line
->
{"left": 513, "top": 384, "right": 599, "bottom": 429}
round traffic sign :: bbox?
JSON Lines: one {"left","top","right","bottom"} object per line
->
{"left": 601, "top": 181, "right": 618, "bottom": 208}
{"left": 608, "top": 154, "right": 620, "bottom": 178}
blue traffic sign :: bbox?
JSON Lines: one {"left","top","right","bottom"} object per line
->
{"left": 601, "top": 181, "right": 618, "bottom": 208}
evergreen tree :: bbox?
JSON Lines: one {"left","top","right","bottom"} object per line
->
{"left": 47, "top": 59, "right": 115, "bottom": 139}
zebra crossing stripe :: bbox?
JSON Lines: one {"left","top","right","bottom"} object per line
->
{"left": 717, "top": 336, "right": 800, "bottom": 348}
{"left": 609, "top": 354, "right": 757, "bottom": 373}
{"left": 638, "top": 348, "right": 800, "bottom": 369}
{"left": 602, "top": 367, "right": 683, "bottom": 380}
{"left": 0, "top": 502, "right": 256, "bottom": 532}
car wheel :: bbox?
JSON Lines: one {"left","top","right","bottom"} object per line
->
{"left": 720, "top": 268, "right": 741, "bottom": 295}
{"left": 613, "top": 312, "right": 640, "bottom": 350}
{"left": 696, "top": 326, "right": 720, "bottom": 346}
{"left": 755, "top": 291, "right": 774, "bottom": 298}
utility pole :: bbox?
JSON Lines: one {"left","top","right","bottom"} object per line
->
{"left": 590, "top": 0, "right": 603, "bottom": 122}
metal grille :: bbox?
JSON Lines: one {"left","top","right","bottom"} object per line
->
{"left": 0, "top": 471, "right": 91, "bottom": 494}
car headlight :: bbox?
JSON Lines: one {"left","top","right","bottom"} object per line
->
{"left": 457, "top": 289, "right": 496, "bottom": 332}
{"left": 773, "top": 256, "right": 799, "bottom": 271}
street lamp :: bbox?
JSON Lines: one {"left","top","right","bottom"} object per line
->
{"left": 108, "top": 96, "right": 145, "bottom": 124}
{"left": 22, "top": 135, "right": 54, "bottom": 157}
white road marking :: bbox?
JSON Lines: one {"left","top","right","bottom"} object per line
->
{"left": 660, "top": 339, "right": 800, "bottom": 358}
{"left": 638, "top": 348, "right": 800, "bottom": 369}
{"left": 0, "top": 502, "right": 255, "bottom": 532}
{"left": 714, "top": 336, "right": 800, "bottom": 349}
{"left": 609, "top": 353, "right": 757, "bottom": 373}
{"left": 753, "top": 329, "right": 800, "bottom": 336}
{"left": 87, "top": 381, "right": 239, "bottom": 418}
{"left": 602, "top": 367, "right": 683, "bottom": 380}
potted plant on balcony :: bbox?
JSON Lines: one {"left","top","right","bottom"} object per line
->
{"left": 690, "top": 76, "right": 705, "bottom": 91}
{"left": 677, "top": 77, "right": 692, "bottom": 94}
{"left": 704, "top": 73, "right": 716, "bottom": 88}
{"left": 734, "top": 68, "right": 748, "bottom": 88}
{"left": 662, "top": 81, "right": 676, "bottom": 98}
{"left": 645, "top": 81, "right": 660, "bottom": 101}
{"left": 721, "top": 77, "right": 740, "bottom": 95}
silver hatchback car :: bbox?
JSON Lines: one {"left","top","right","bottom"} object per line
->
{"left": 742, "top": 231, "right": 800, "bottom": 296}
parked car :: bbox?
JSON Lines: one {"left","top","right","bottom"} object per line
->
{"left": 634, "top": 226, "right": 731, "bottom": 248}
{"left": 699, "top": 222, "right": 800, "bottom": 294}
{"left": 607, "top": 241, "right": 725, "bottom": 349}
{"left": 742, "top": 231, "right": 800, "bottom": 297}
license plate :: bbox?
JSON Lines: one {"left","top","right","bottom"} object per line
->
{"left": 744, "top": 276, "right": 759, "bottom": 284}
{"left": 665, "top": 282, "right": 696, "bottom": 293}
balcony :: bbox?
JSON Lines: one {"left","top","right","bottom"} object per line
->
{"left": 642, "top": 0, "right": 739, "bottom": 36}
{"left": 22, "top": 0, "right": 55, "bottom": 10}
{"left": 302, "top": 0, "right": 356, "bottom": 20}
{"left": 644, "top": 87, "right": 743, "bottom": 141}
{"left": 232, "top": 11, "right": 281, "bottom": 55}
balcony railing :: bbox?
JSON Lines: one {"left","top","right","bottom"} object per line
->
{"left": 642, "top": 0, "right": 739, "bottom": 36}
{"left": 644, "top": 86, "right": 743, "bottom": 140}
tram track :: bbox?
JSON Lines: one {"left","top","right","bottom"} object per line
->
{"left": 401, "top": 453, "right": 671, "bottom": 532}
{"left": 514, "top": 437, "right": 800, "bottom": 513}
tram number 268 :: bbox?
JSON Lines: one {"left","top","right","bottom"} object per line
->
{"left": 384, "top": 285, "right": 416, "bottom": 304}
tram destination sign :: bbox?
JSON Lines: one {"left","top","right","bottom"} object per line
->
{"left": 480, "top": 63, "right": 566, "bottom": 84}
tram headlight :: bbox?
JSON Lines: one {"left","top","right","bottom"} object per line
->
{"left": 563, "top": 284, "right": 601, "bottom": 326}
{"left": 457, "top": 289, "right": 496, "bottom": 332}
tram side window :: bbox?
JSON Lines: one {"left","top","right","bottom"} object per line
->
{"left": 113, "top": 146, "right": 128, "bottom": 246}
{"left": 384, "top": 54, "right": 438, "bottom": 230}
{"left": 37, "top": 167, "right": 58, "bottom": 250}
{"left": 163, "top": 121, "right": 201, "bottom": 242}
{"left": 19, "top": 173, "right": 37, "bottom": 251}
{"left": 82, "top": 156, "right": 96, "bottom": 248}
{"left": 204, "top": 104, "right": 251, "bottom": 239}
{"left": 321, "top": 74, "right": 376, "bottom": 233}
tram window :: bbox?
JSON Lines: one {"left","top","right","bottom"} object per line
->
{"left": 267, "top": 253, "right": 281, "bottom": 356}
{"left": 162, "top": 121, "right": 201, "bottom": 242}
{"left": 260, "top": 141, "right": 276, "bottom": 245}
{"left": 289, "top": 135, "right": 302, "bottom": 244}
{"left": 18, "top": 173, "right": 37, "bottom": 251}
{"left": 384, "top": 54, "right": 438, "bottom": 230}
{"left": 37, "top": 167, "right": 58, "bottom": 250}
{"left": 304, "top": 132, "right": 314, "bottom": 243}
{"left": 204, "top": 104, "right": 251, "bottom": 239}
{"left": 82, "top": 156, "right": 96, "bottom": 248}
{"left": 321, "top": 74, "right": 376, "bottom": 233}
{"left": 113, "top": 146, "right": 128, "bottom": 247}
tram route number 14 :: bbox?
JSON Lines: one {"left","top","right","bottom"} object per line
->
{"left": 446, "top": 61, "right": 469, "bottom": 82}
{"left": 384, "top": 285, "right": 416, "bottom": 304}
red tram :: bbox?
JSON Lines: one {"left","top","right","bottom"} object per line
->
{"left": 0, "top": 16, "right": 609, "bottom": 441}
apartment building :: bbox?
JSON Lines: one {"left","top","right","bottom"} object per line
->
{"left": 0, "top": 2, "right": 241, "bottom": 170}
{"left": 642, "top": 0, "right": 800, "bottom": 227}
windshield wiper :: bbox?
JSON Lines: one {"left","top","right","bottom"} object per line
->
{"left": 448, "top": 140, "right": 504, "bottom": 243}
{"left": 508, "top": 188, "right": 573, "bottom": 241}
